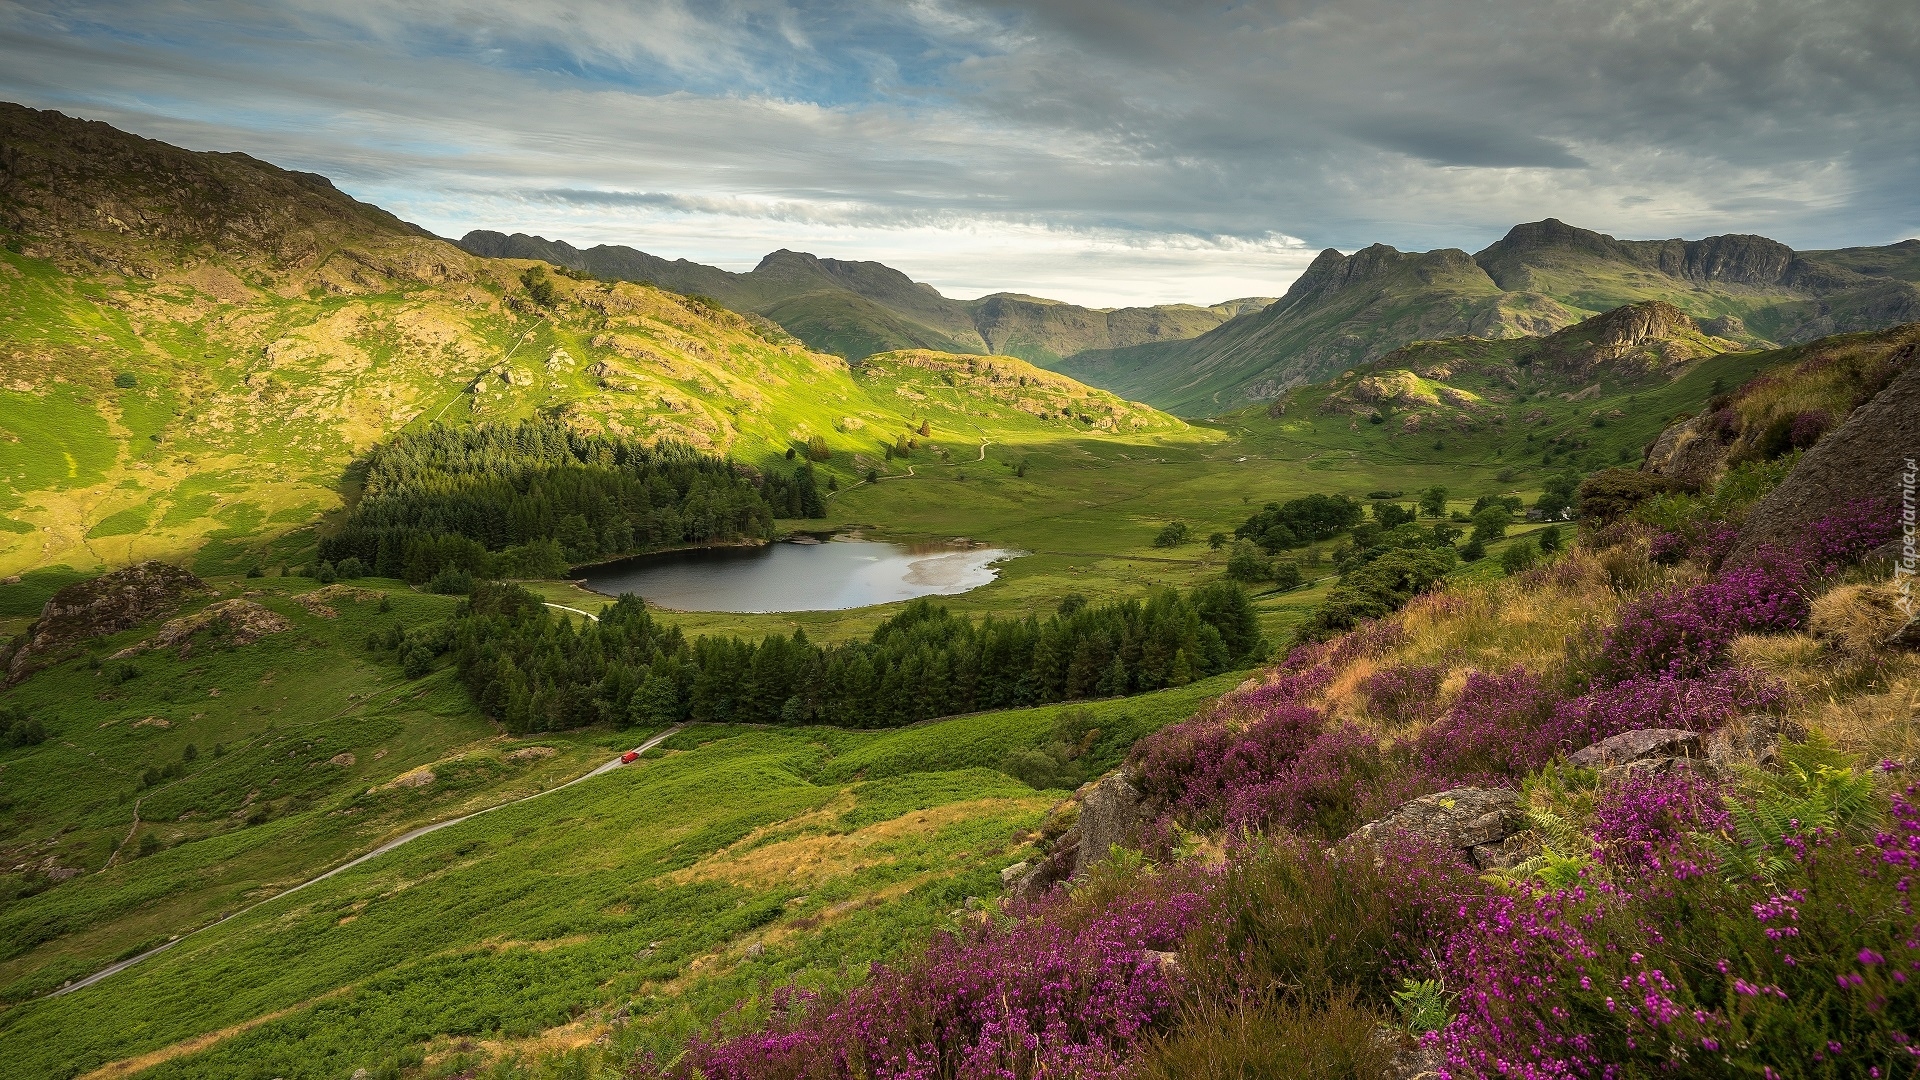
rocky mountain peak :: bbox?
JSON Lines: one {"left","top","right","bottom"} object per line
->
{"left": 1572, "top": 299, "right": 1697, "bottom": 349}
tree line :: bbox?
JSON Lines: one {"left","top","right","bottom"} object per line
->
{"left": 385, "top": 581, "right": 1266, "bottom": 734}
{"left": 319, "top": 421, "right": 826, "bottom": 583}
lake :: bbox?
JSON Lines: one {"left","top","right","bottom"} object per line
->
{"left": 579, "top": 538, "right": 1018, "bottom": 612}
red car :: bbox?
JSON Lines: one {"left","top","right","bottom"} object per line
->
{"left": 620, "top": 750, "right": 640, "bottom": 764}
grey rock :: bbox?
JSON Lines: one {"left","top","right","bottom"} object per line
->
{"left": 1347, "top": 787, "right": 1526, "bottom": 855}
{"left": 998, "top": 861, "right": 1030, "bottom": 888}
{"left": 1642, "top": 413, "right": 1730, "bottom": 490}
{"left": 7, "top": 561, "right": 209, "bottom": 684}
{"left": 1471, "top": 831, "right": 1543, "bottom": 872}
{"left": 1071, "top": 771, "right": 1147, "bottom": 879}
{"left": 1728, "top": 357, "right": 1920, "bottom": 565}
{"left": 1568, "top": 728, "right": 1699, "bottom": 769}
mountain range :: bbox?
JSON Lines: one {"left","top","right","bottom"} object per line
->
{"left": 456, "top": 230, "right": 1274, "bottom": 368}
{"left": 1055, "top": 218, "right": 1920, "bottom": 415}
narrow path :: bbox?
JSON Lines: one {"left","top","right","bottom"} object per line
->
{"left": 825, "top": 437, "right": 989, "bottom": 501}
{"left": 427, "top": 318, "right": 543, "bottom": 427}
{"left": 544, "top": 603, "right": 600, "bottom": 622}
{"left": 103, "top": 795, "right": 146, "bottom": 870}
{"left": 50, "top": 724, "right": 686, "bottom": 998}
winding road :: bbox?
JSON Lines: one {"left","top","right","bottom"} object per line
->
{"left": 50, "top": 724, "right": 686, "bottom": 998}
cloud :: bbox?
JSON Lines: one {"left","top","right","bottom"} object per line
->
{"left": 0, "top": 0, "right": 1914, "bottom": 303}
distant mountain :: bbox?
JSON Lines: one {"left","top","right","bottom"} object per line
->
{"left": 1054, "top": 218, "right": 1920, "bottom": 415}
{"left": 457, "top": 230, "right": 1273, "bottom": 364}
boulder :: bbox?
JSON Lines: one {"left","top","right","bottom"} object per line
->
{"left": 1344, "top": 787, "right": 1531, "bottom": 871}
{"left": 1000, "top": 769, "right": 1147, "bottom": 902}
{"left": 1728, "top": 360, "right": 1920, "bottom": 565}
{"left": 1071, "top": 771, "right": 1147, "bottom": 878}
{"left": 1642, "top": 413, "right": 1730, "bottom": 490}
{"left": 1569, "top": 728, "right": 1700, "bottom": 783}
{"left": 6, "top": 562, "right": 208, "bottom": 683}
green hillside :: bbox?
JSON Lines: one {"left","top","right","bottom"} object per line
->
{"left": 0, "top": 103, "right": 1186, "bottom": 580}
{"left": 1054, "top": 219, "right": 1920, "bottom": 415}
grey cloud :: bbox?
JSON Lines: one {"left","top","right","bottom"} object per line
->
{"left": 0, "top": 0, "right": 1915, "bottom": 303}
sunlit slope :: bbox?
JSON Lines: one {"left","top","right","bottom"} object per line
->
{"left": 0, "top": 103, "right": 1183, "bottom": 576}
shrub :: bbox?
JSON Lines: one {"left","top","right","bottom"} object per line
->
{"left": 1577, "top": 469, "right": 1683, "bottom": 524}
{"left": 1545, "top": 669, "right": 1785, "bottom": 754}
{"left": 1188, "top": 834, "right": 1483, "bottom": 1008}
{"left": 1270, "top": 558, "right": 1303, "bottom": 590}
{"left": 315, "top": 560, "right": 337, "bottom": 585}
{"left": 1411, "top": 667, "right": 1558, "bottom": 780}
{"left": 1599, "top": 561, "right": 1808, "bottom": 682}
{"left": 805, "top": 434, "right": 830, "bottom": 462}
{"left": 1500, "top": 538, "right": 1539, "bottom": 575}
{"left": 671, "top": 872, "right": 1204, "bottom": 1079}
{"left": 1153, "top": 521, "right": 1190, "bottom": 548}
{"left": 113, "top": 371, "right": 137, "bottom": 388}
{"left": 1135, "top": 992, "right": 1392, "bottom": 1080}
{"left": 334, "top": 556, "right": 366, "bottom": 579}
{"left": 1360, "top": 663, "right": 1445, "bottom": 726}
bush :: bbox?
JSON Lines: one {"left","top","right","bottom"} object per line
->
{"left": 1135, "top": 992, "right": 1392, "bottom": 1080}
{"left": 1576, "top": 468, "right": 1682, "bottom": 524}
{"left": 1499, "top": 538, "right": 1539, "bottom": 575}
{"left": 113, "top": 372, "right": 137, "bottom": 388}
{"left": 1418, "top": 485, "right": 1448, "bottom": 518}
{"left": 1153, "top": 521, "right": 1190, "bottom": 547}
{"left": 805, "top": 434, "right": 830, "bottom": 462}
{"left": 314, "top": 561, "right": 337, "bottom": 585}
{"left": 1440, "top": 777, "right": 1920, "bottom": 1079}
{"left": 1270, "top": 558, "right": 1303, "bottom": 590}
{"left": 334, "top": 556, "right": 366, "bottom": 579}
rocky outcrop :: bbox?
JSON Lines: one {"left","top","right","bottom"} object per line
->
{"left": 1344, "top": 787, "right": 1533, "bottom": 870}
{"left": 1072, "top": 772, "right": 1148, "bottom": 878}
{"left": 1001, "top": 770, "right": 1149, "bottom": 901}
{"left": 1569, "top": 728, "right": 1700, "bottom": 783}
{"left": 5, "top": 562, "right": 209, "bottom": 683}
{"left": 1642, "top": 413, "right": 1731, "bottom": 489}
{"left": 108, "top": 598, "right": 292, "bottom": 659}
{"left": 1704, "top": 715, "right": 1807, "bottom": 774}
{"left": 1728, "top": 360, "right": 1920, "bottom": 565}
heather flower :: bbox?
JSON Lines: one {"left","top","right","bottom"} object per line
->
{"left": 1545, "top": 668, "right": 1785, "bottom": 752}
{"left": 1410, "top": 667, "right": 1558, "bottom": 780}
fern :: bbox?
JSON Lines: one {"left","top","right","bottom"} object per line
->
{"left": 1391, "top": 977, "right": 1453, "bottom": 1035}
{"left": 1502, "top": 808, "right": 1596, "bottom": 889}
{"left": 1711, "top": 735, "right": 1880, "bottom": 883}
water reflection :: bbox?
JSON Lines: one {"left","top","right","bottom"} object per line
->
{"left": 579, "top": 538, "right": 1016, "bottom": 613}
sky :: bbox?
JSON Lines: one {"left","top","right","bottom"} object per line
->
{"left": 2, "top": 0, "right": 1916, "bottom": 307}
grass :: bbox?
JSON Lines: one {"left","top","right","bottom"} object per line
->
{"left": 0, "top": 628, "right": 1237, "bottom": 1079}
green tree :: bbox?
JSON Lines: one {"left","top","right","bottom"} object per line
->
{"left": 1153, "top": 522, "right": 1190, "bottom": 547}
{"left": 1419, "top": 485, "right": 1448, "bottom": 518}
{"left": 1226, "top": 540, "right": 1271, "bottom": 582}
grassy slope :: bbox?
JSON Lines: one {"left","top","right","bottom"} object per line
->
{"left": 0, "top": 240, "right": 1181, "bottom": 580}
{"left": 0, "top": 602, "right": 1237, "bottom": 1078}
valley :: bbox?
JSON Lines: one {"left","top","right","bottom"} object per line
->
{"left": 2, "top": 97, "right": 1918, "bottom": 1080}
